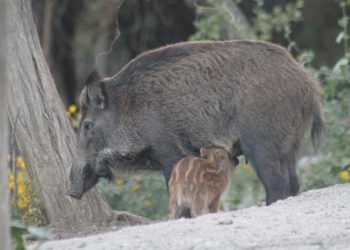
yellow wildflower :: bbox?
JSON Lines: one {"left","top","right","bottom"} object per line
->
{"left": 68, "top": 105, "right": 77, "bottom": 114}
{"left": 17, "top": 183, "right": 25, "bottom": 195}
{"left": 144, "top": 199, "right": 152, "bottom": 206}
{"left": 16, "top": 156, "right": 26, "bottom": 169}
{"left": 8, "top": 171, "right": 14, "bottom": 190}
{"left": 18, "top": 196, "right": 29, "bottom": 209}
{"left": 8, "top": 179, "right": 14, "bottom": 190}
{"left": 115, "top": 178, "right": 124, "bottom": 186}
{"left": 340, "top": 170, "right": 350, "bottom": 180}
{"left": 17, "top": 171, "right": 25, "bottom": 182}
{"left": 7, "top": 154, "right": 11, "bottom": 161}
{"left": 130, "top": 183, "right": 141, "bottom": 192}
{"left": 242, "top": 162, "right": 250, "bottom": 170}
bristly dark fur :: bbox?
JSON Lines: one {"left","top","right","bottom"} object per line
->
{"left": 68, "top": 40, "right": 325, "bottom": 205}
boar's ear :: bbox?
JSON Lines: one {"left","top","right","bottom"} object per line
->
{"left": 85, "top": 71, "right": 107, "bottom": 109}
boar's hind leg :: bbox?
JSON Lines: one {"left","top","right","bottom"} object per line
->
{"left": 249, "top": 149, "right": 294, "bottom": 205}
{"left": 283, "top": 151, "right": 300, "bottom": 196}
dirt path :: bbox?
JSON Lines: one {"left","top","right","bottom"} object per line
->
{"left": 40, "top": 184, "right": 350, "bottom": 250}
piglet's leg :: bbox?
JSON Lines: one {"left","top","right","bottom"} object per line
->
{"left": 169, "top": 204, "right": 181, "bottom": 220}
{"left": 190, "top": 200, "right": 205, "bottom": 218}
{"left": 168, "top": 186, "right": 180, "bottom": 219}
{"left": 208, "top": 194, "right": 221, "bottom": 213}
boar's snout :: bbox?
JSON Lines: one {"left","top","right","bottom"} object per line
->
{"left": 67, "top": 165, "right": 84, "bottom": 200}
{"left": 67, "top": 163, "right": 99, "bottom": 200}
{"left": 66, "top": 189, "right": 83, "bottom": 200}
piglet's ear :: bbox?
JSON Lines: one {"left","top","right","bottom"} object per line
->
{"left": 85, "top": 71, "right": 107, "bottom": 109}
{"left": 200, "top": 148, "right": 208, "bottom": 158}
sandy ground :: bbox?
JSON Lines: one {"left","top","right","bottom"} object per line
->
{"left": 40, "top": 184, "right": 350, "bottom": 250}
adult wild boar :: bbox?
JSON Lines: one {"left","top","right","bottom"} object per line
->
{"left": 67, "top": 40, "right": 324, "bottom": 205}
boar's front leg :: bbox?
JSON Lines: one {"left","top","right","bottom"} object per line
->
{"left": 158, "top": 153, "right": 185, "bottom": 191}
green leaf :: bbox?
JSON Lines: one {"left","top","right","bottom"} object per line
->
{"left": 338, "top": 16, "right": 349, "bottom": 28}
{"left": 333, "top": 57, "right": 349, "bottom": 73}
{"left": 11, "top": 220, "right": 27, "bottom": 250}
{"left": 330, "top": 166, "right": 341, "bottom": 175}
{"left": 336, "top": 32, "right": 345, "bottom": 43}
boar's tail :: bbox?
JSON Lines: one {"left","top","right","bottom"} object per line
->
{"left": 310, "top": 93, "right": 325, "bottom": 152}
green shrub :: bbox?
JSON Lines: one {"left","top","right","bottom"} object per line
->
{"left": 99, "top": 174, "right": 169, "bottom": 220}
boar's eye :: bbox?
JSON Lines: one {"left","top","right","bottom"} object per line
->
{"left": 83, "top": 121, "right": 93, "bottom": 131}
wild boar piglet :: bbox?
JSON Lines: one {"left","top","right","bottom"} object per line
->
{"left": 169, "top": 147, "right": 236, "bottom": 219}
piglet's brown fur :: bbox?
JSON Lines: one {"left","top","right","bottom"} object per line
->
{"left": 169, "top": 148, "right": 236, "bottom": 219}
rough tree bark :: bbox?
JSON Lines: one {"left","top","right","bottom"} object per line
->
{"left": 0, "top": 0, "right": 10, "bottom": 249}
{"left": 7, "top": 0, "right": 149, "bottom": 238}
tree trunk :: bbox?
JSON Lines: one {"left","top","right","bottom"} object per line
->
{"left": 0, "top": 0, "right": 10, "bottom": 248}
{"left": 7, "top": 0, "right": 150, "bottom": 239}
